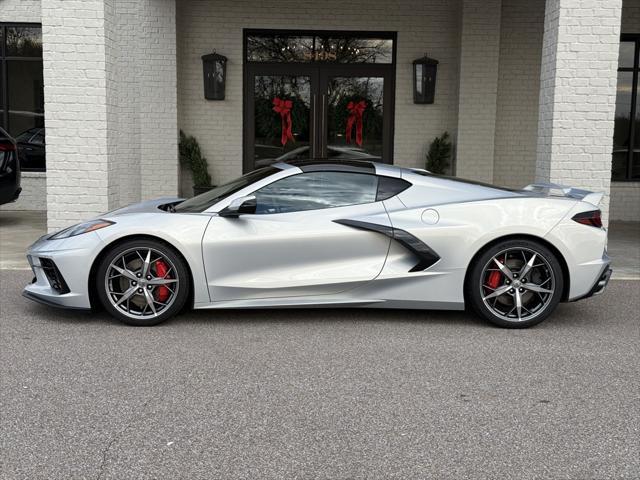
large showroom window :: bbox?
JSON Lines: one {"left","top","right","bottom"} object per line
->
{"left": 0, "top": 23, "right": 45, "bottom": 171}
{"left": 613, "top": 35, "right": 640, "bottom": 180}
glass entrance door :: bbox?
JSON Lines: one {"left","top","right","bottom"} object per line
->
{"left": 245, "top": 66, "right": 317, "bottom": 169}
{"left": 320, "top": 68, "right": 392, "bottom": 162}
{"left": 245, "top": 66, "right": 393, "bottom": 170}
{"left": 243, "top": 31, "right": 396, "bottom": 172}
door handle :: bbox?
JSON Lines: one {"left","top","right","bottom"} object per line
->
{"left": 320, "top": 94, "right": 326, "bottom": 158}
{"left": 311, "top": 93, "right": 317, "bottom": 158}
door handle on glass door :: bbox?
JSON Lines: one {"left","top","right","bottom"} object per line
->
{"left": 311, "top": 93, "right": 317, "bottom": 158}
{"left": 321, "top": 94, "right": 326, "bottom": 158}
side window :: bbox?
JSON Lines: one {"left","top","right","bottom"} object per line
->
{"left": 255, "top": 171, "right": 379, "bottom": 214}
{"left": 31, "top": 129, "right": 45, "bottom": 145}
{"left": 376, "top": 176, "right": 411, "bottom": 201}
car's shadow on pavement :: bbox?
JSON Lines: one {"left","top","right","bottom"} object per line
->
{"left": 21, "top": 299, "right": 487, "bottom": 328}
{"left": 170, "top": 306, "right": 488, "bottom": 328}
{"left": 20, "top": 301, "right": 122, "bottom": 326}
{"left": 19, "top": 281, "right": 623, "bottom": 331}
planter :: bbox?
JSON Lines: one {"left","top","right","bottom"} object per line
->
{"left": 193, "top": 185, "right": 216, "bottom": 196}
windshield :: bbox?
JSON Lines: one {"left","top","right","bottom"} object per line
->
{"left": 174, "top": 166, "right": 280, "bottom": 213}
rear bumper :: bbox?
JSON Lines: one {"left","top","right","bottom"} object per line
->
{"left": 570, "top": 263, "right": 612, "bottom": 302}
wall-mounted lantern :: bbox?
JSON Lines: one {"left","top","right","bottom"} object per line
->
{"left": 413, "top": 53, "right": 438, "bottom": 104}
{"left": 202, "top": 50, "right": 227, "bottom": 100}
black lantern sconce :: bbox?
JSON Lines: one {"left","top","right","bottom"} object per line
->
{"left": 202, "top": 50, "right": 227, "bottom": 100}
{"left": 413, "top": 53, "right": 439, "bottom": 104}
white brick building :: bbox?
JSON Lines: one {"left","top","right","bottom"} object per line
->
{"left": 1, "top": 0, "right": 639, "bottom": 230}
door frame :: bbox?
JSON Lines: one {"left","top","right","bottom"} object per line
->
{"left": 243, "top": 29, "right": 397, "bottom": 173}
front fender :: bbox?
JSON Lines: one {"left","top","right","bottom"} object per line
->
{"left": 95, "top": 212, "right": 213, "bottom": 305}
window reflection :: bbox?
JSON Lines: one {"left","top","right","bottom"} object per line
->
{"left": 618, "top": 42, "right": 635, "bottom": 69}
{"left": 7, "top": 60, "right": 44, "bottom": 112}
{"left": 247, "top": 33, "right": 393, "bottom": 64}
{"left": 327, "top": 77, "right": 384, "bottom": 160}
{"left": 255, "top": 171, "right": 378, "bottom": 214}
{"left": 254, "top": 75, "right": 311, "bottom": 167}
{"left": 613, "top": 39, "right": 640, "bottom": 180}
{"left": 318, "top": 38, "right": 392, "bottom": 64}
{"left": 6, "top": 27, "right": 42, "bottom": 57}
{"left": 613, "top": 71, "right": 632, "bottom": 150}
{"left": 247, "top": 36, "right": 314, "bottom": 63}
{"left": 1, "top": 24, "right": 46, "bottom": 170}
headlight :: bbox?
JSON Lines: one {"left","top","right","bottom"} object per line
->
{"left": 49, "top": 219, "right": 115, "bottom": 240}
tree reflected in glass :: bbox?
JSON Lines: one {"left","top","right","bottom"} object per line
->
{"left": 254, "top": 75, "right": 311, "bottom": 166}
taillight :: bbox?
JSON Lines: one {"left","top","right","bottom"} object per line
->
{"left": 0, "top": 143, "right": 16, "bottom": 151}
{"left": 572, "top": 210, "right": 602, "bottom": 228}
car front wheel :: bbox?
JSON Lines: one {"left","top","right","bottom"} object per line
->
{"left": 467, "top": 239, "right": 564, "bottom": 328}
{"left": 96, "top": 239, "right": 190, "bottom": 326}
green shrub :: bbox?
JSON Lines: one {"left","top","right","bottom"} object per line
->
{"left": 179, "top": 130, "right": 212, "bottom": 187}
{"left": 426, "top": 132, "right": 452, "bottom": 174}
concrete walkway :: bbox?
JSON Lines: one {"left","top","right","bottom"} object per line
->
{"left": 0, "top": 210, "right": 638, "bottom": 279}
{"left": 607, "top": 221, "right": 640, "bottom": 279}
{"left": 0, "top": 210, "right": 46, "bottom": 270}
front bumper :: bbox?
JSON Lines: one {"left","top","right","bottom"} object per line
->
{"left": 22, "top": 288, "right": 91, "bottom": 311}
{"left": 22, "top": 232, "right": 103, "bottom": 310}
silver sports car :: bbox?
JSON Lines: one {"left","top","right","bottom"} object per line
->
{"left": 24, "top": 160, "right": 612, "bottom": 328}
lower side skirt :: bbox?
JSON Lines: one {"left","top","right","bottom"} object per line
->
{"left": 194, "top": 297, "right": 465, "bottom": 311}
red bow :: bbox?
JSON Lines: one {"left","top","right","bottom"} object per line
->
{"left": 272, "top": 97, "right": 295, "bottom": 146}
{"left": 346, "top": 100, "right": 366, "bottom": 147}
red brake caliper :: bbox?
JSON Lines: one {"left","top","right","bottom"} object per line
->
{"left": 155, "top": 260, "right": 170, "bottom": 302}
{"left": 487, "top": 270, "right": 502, "bottom": 289}
{"left": 486, "top": 256, "right": 503, "bottom": 289}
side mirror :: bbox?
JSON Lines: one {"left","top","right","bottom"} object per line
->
{"left": 219, "top": 195, "right": 257, "bottom": 218}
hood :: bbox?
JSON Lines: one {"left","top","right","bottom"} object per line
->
{"left": 105, "top": 197, "right": 184, "bottom": 217}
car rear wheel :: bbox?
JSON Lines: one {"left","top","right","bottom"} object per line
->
{"left": 467, "top": 239, "right": 564, "bottom": 328}
{"left": 96, "top": 239, "right": 190, "bottom": 326}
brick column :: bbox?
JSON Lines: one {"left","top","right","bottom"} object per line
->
{"left": 455, "top": 0, "right": 502, "bottom": 183}
{"left": 139, "top": 0, "right": 179, "bottom": 199}
{"left": 42, "top": 0, "right": 178, "bottom": 232}
{"left": 536, "top": 0, "right": 622, "bottom": 224}
{"left": 42, "top": 0, "right": 113, "bottom": 231}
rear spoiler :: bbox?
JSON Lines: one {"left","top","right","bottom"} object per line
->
{"left": 523, "top": 182, "right": 604, "bottom": 206}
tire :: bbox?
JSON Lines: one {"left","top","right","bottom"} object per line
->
{"left": 96, "top": 238, "right": 190, "bottom": 326}
{"left": 466, "top": 239, "right": 564, "bottom": 328}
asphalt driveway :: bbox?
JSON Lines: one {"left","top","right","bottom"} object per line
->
{"left": 1, "top": 270, "right": 639, "bottom": 480}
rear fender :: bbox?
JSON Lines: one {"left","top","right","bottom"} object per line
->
{"left": 544, "top": 201, "right": 608, "bottom": 300}
{"left": 386, "top": 197, "right": 577, "bottom": 272}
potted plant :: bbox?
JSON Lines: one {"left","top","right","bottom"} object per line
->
{"left": 179, "top": 130, "right": 214, "bottom": 196}
{"left": 425, "top": 131, "right": 452, "bottom": 174}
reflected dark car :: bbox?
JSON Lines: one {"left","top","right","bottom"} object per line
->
{"left": 0, "top": 127, "right": 21, "bottom": 205}
{"left": 15, "top": 127, "right": 45, "bottom": 171}
{"left": 255, "top": 145, "right": 381, "bottom": 168}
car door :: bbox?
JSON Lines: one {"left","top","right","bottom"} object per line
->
{"left": 201, "top": 170, "right": 392, "bottom": 301}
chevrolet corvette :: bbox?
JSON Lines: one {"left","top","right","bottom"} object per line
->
{"left": 24, "top": 160, "right": 611, "bottom": 328}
